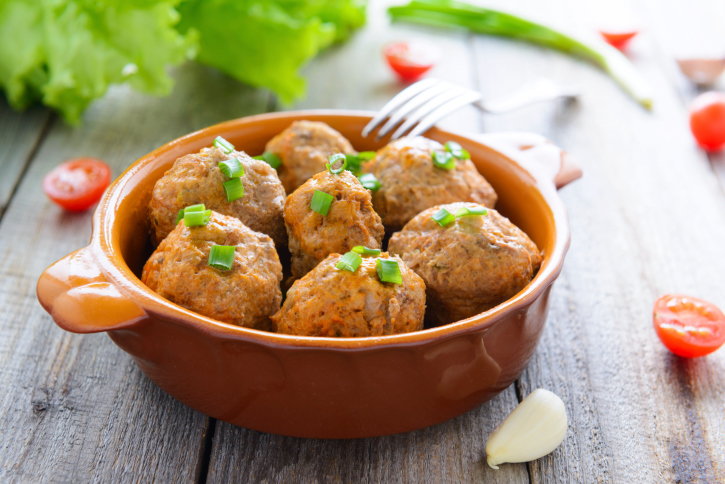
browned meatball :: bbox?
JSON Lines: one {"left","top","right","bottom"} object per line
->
{"left": 265, "top": 120, "right": 356, "bottom": 193}
{"left": 149, "top": 146, "right": 286, "bottom": 247}
{"left": 272, "top": 253, "right": 425, "bottom": 337}
{"left": 388, "top": 202, "right": 541, "bottom": 326}
{"left": 363, "top": 137, "right": 498, "bottom": 232}
{"left": 284, "top": 170, "right": 384, "bottom": 278}
{"left": 142, "top": 212, "right": 282, "bottom": 331}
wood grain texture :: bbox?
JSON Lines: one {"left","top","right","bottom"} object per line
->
{"left": 206, "top": 2, "right": 528, "bottom": 483}
{"left": 0, "top": 63, "right": 273, "bottom": 483}
{"left": 471, "top": 0, "right": 725, "bottom": 482}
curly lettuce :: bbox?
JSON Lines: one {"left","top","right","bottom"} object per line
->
{"left": 0, "top": 0, "right": 367, "bottom": 123}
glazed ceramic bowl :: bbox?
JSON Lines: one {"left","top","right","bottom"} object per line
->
{"left": 37, "top": 111, "right": 580, "bottom": 439}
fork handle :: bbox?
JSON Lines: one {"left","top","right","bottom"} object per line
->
{"left": 477, "top": 132, "right": 581, "bottom": 189}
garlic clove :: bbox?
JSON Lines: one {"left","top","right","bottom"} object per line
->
{"left": 485, "top": 388, "right": 568, "bottom": 469}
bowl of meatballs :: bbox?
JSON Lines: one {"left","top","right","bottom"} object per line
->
{"left": 37, "top": 111, "right": 579, "bottom": 438}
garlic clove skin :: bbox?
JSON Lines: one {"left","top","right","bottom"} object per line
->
{"left": 485, "top": 388, "right": 568, "bottom": 469}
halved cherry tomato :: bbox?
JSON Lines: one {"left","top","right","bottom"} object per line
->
{"left": 599, "top": 30, "right": 638, "bottom": 50}
{"left": 653, "top": 294, "right": 725, "bottom": 358}
{"left": 384, "top": 40, "right": 440, "bottom": 83}
{"left": 689, "top": 91, "right": 725, "bottom": 152}
{"left": 42, "top": 158, "right": 112, "bottom": 212}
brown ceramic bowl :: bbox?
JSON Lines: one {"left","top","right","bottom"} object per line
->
{"left": 36, "top": 111, "right": 580, "bottom": 439}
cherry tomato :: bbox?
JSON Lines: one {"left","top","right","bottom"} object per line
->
{"left": 384, "top": 41, "right": 439, "bottom": 82}
{"left": 42, "top": 158, "right": 112, "bottom": 212}
{"left": 599, "top": 30, "right": 638, "bottom": 50}
{"left": 689, "top": 91, "right": 725, "bottom": 152}
{"left": 653, "top": 294, "right": 725, "bottom": 358}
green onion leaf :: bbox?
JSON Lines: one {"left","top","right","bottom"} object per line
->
{"left": 252, "top": 155, "right": 263, "bottom": 160}
{"left": 310, "top": 189, "right": 334, "bottom": 216}
{"left": 213, "top": 136, "right": 235, "bottom": 154}
{"left": 326, "top": 153, "right": 348, "bottom": 174}
{"left": 376, "top": 258, "right": 403, "bottom": 284}
{"left": 257, "top": 151, "right": 282, "bottom": 169}
{"left": 336, "top": 251, "right": 363, "bottom": 272}
{"left": 454, "top": 206, "right": 488, "bottom": 218}
{"left": 176, "top": 203, "right": 206, "bottom": 223}
{"left": 223, "top": 177, "right": 244, "bottom": 202}
{"left": 208, "top": 245, "right": 235, "bottom": 271}
{"left": 358, "top": 151, "right": 376, "bottom": 161}
{"left": 431, "top": 150, "right": 456, "bottom": 170}
{"left": 352, "top": 245, "right": 381, "bottom": 256}
{"left": 432, "top": 208, "right": 455, "bottom": 227}
{"left": 184, "top": 209, "right": 212, "bottom": 227}
{"left": 445, "top": 141, "right": 471, "bottom": 160}
{"left": 345, "top": 154, "right": 362, "bottom": 175}
{"left": 358, "top": 173, "right": 381, "bottom": 191}
{"left": 218, "top": 158, "right": 244, "bottom": 178}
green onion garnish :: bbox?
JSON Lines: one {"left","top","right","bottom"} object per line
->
{"left": 345, "top": 151, "right": 376, "bottom": 175}
{"left": 444, "top": 141, "right": 470, "bottom": 160}
{"left": 358, "top": 173, "right": 381, "bottom": 191}
{"left": 326, "top": 153, "right": 347, "bottom": 175}
{"left": 213, "top": 136, "right": 235, "bottom": 154}
{"left": 358, "top": 151, "right": 376, "bottom": 161}
{"left": 310, "top": 189, "right": 334, "bottom": 216}
{"left": 253, "top": 151, "right": 282, "bottom": 169}
{"left": 432, "top": 208, "right": 455, "bottom": 227}
{"left": 218, "top": 158, "right": 244, "bottom": 178}
{"left": 352, "top": 245, "right": 381, "bottom": 256}
{"left": 223, "top": 177, "right": 244, "bottom": 202}
{"left": 336, "top": 251, "right": 363, "bottom": 272}
{"left": 208, "top": 245, "right": 235, "bottom": 271}
{"left": 454, "top": 206, "right": 488, "bottom": 218}
{"left": 431, "top": 150, "right": 456, "bottom": 170}
{"left": 176, "top": 203, "right": 206, "bottom": 223}
{"left": 184, "top": 209, "right": 212, "bottom": 227}
{"left": 376, "top": 258, "right": 403, "bottom": 284}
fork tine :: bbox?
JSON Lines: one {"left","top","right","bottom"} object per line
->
{"left": 375, "top": 82, "right": 451, "bottom": 139}
{"left": 362, "top": 78, "right": 441, "bottom": 138}
{"left": 407, "top": 91, "right": 482, "bottom": 138}
{"left": 389, "top": 87, "right": 469, "bottom": 140}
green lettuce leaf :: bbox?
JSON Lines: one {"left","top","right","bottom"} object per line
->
{"left": 176, "top": 0, "right": 366, "bottom": 104}
{"left": 0, "top": 0, "right": 194, "bottom": 124}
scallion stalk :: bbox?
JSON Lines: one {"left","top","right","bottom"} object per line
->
{"left": 432, "top": 208, "right": 455, "bottom": 227}
{"left": 454, "top": 205, "right": 488, "bottom": 217}
{"left": 223, "top": 177, "right": 244, "bottom": 202}
{"left": 376, "top": 258, "right": 403, "bottom": 284}
{"left": 310, "top": 189, "right": 334, "bottom": 216}
{"left": 326, "top": 153, "right": 348, "bottom": 175}
{"left": 352, "top": 245, "right": 381, "bottom": 256}
{"left": 336, "top": 251, "right": 363, "bottom": 272}
{"left": 213, "top": 136, "right": 235, "bottom": 154}
{"left": 218, "top": 158, "right": 244, "bottom": 178}
{"left": 208, "top": 245, "right": 235, "bottom": 271}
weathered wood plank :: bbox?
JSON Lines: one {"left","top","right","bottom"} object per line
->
{"left": 471, "top": 0, "right": 725, "bottom": 482}
{"left": 0, "top": 98, "right": 51, "bottom": 217}
{"left": 206, "top": 2, "right": 528, "bottom": 483}
{"left": 0, "top": 62, "right": 273, "bottom": 482}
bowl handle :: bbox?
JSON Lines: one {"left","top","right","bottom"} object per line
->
{"left": 37, "top": 247, "right": 148, "bottom": 334}
{"left": 477, "top": 132, "right": 582, "bottom": 189}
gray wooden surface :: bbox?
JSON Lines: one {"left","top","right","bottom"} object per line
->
{"left": 1, "top": 0, "right": 724, "bottom": 482}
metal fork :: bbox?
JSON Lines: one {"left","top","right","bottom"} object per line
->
{"left": 362, "top": 78, "right": 581, "bottom": 140}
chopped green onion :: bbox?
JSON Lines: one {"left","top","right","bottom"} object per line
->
{"left": 346, "top": 151, "right": 376, "bottom": 175}
{"left": 336, "top": 251, "right": 363, "bottom": 272}
{"left": 358, "top": 173, "right": 381, "bottom": 191}
{"left": 208, "top": 245, "right": 235, "bottom": 271}
{"left": 352, "top": 245, "right": 381, "bottom": 256}
{"left": 213, "top": 136, "right": 235, "bottom": 154}
{"left": 310, "top": 189, "right": 334, "bottom": 216}
{"left": 454, "top": 206, "right": 488, "bottom": 218}
{"left": 218, "top": 158, "right": 244, "bottom": 178}
{"left": 376, "top": 258, "right": 403, "bottom": 284}
{"left": 432, "top": 208, "right": 455, "bottom": 227}
{"left": 444, "top": 141, "right": 470, "bottom": 160}
{"left": 358, "top": 151, "right": 376, "bottom": 161}
{"left": 254, "top": 151, "right": 282, "bottom": 169}
{"left": 431, "top": 150, "right": 456, "bottom": 170}
{"left": 184, "top": 209, "right": 212, "bottom": 227}
{"left": 326, "top": 153, "right": 347, "bottom": 175}
{"left": 223, "top": 177, "right": 244, "bottom": 202}
{"left": 176, "top": 203, "right": 206, "bottom": 223}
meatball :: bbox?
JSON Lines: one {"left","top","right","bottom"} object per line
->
{"left": 285, "top": 170, "right": 385, "bottom": 278}
{"left": 265, "top": 120, "right": 356, "bottom": 193}
{"left": 272, "top": 253, "right": 426, "bottom": 337}
{"left": 142, "top": 212, "right": 282, "bottom": 331}
{"left": 388, "top": 202, "right": 541, "bottom": 326}
{"left": 149, "top": 146, "right": 286, "bottom": 247}
{"left": 363, "top": 137, "right": 498, "bottom": 231}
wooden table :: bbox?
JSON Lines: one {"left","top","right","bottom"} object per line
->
{"left": 1, "top": 0, "right": 724, "bottom": 482}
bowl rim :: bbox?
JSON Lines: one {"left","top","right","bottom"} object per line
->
{"left": 92, "top": 109, "right": 570, "bottom": 349}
